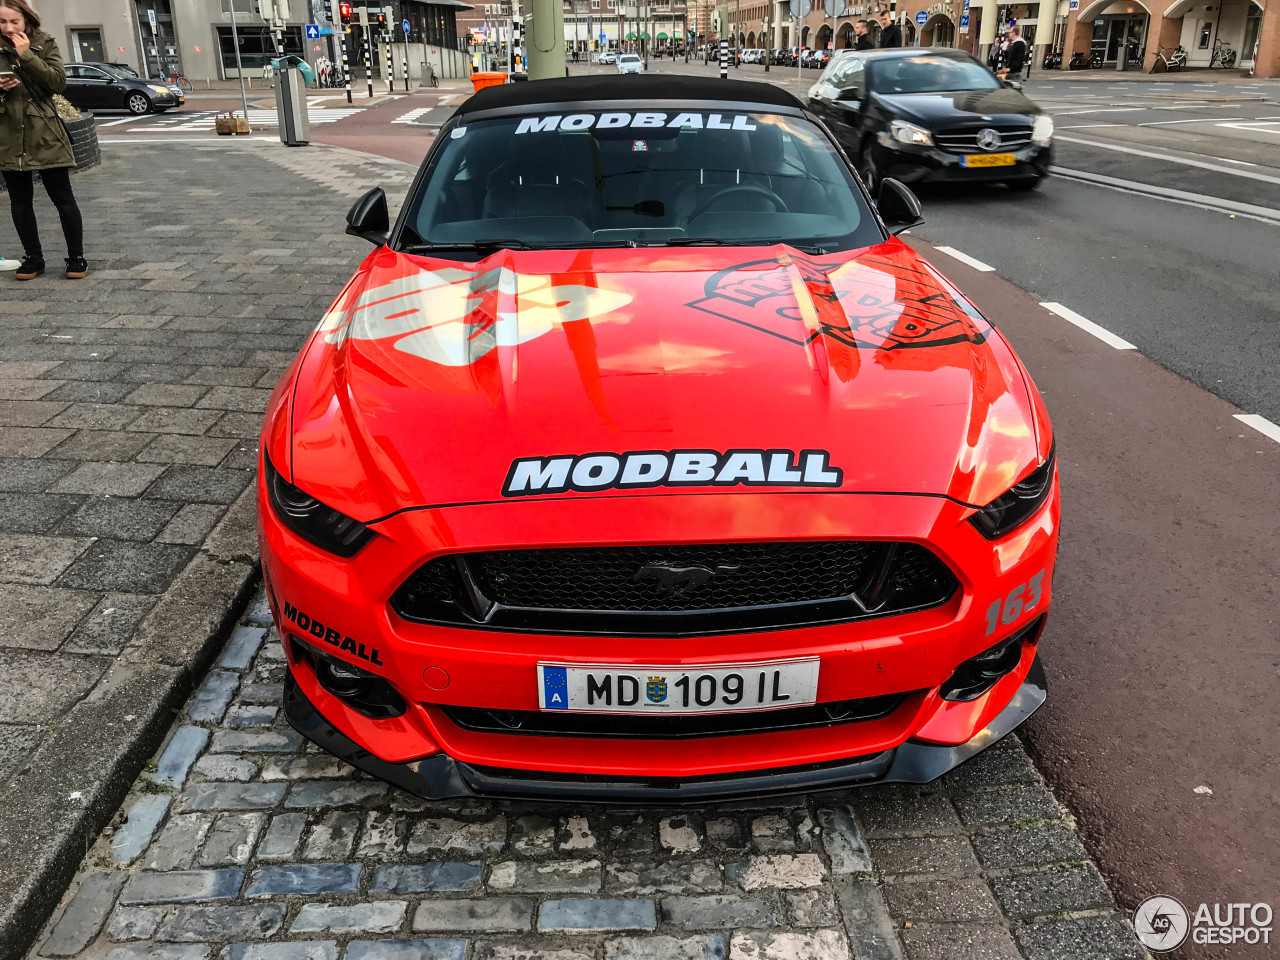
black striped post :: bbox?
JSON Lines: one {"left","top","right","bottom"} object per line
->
{"left": 385, "top": 27, "right": 395, "bottom": 92}
{"left": 362, "top": 25, "right": 373, "bottom": 97}
{"left": 340, "top": 32, "right": 352, "bottom": 103}
{"left": 719, "top": 38, "right": 728, "bottom": 78}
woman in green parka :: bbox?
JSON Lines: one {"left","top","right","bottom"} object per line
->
{"left": 0, "top": 0, "right": 86, "bottom": 279}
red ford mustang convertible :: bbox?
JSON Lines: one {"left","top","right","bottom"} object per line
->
{"left": 258, "top": 76, "right": 1059, "bottom": 802}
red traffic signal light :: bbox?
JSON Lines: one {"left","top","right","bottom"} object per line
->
{"left": 375, "top": 12, "right": 387, "bottom": 25}
{"left": 338, "top": 3, "right": 351, "bottom": 23}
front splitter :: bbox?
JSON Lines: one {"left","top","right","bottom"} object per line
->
{"left": 283, "top": 658, "right": 1047, "bottom": 805}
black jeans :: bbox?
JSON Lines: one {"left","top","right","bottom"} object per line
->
{"left": 2, "top": 167, "right": 84, "bottom": 260}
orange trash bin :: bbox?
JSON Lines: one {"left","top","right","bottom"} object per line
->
{"left": 471, "top": 72, "right": 508, "bottom": 93}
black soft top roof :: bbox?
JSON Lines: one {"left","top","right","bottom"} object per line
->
{"left": 456, "top": 75, "right": 805, "bottom": 117}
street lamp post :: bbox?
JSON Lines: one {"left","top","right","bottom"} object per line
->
{"left": 763, "top": 9, "right": 770, "bottom": 69}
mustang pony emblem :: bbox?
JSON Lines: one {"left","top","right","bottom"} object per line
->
{"left": 634, "top": 562, "right": 743, "bottom": 598}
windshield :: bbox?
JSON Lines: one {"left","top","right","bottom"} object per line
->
{"left": 620, "top": 55, "right": 641, "bottom": 62}
{"left": 100, "top": 63, "right": 140, "bottom": 78}
{"left": 867, "top": 56, "right": 999, "bottom": 94}
{"left": 402, "top": 110, "right": 881, "bottom": 255}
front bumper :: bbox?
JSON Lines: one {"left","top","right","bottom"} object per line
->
{"left": 876, "top": 140, "right": 1052, "bottom": 185}
{"left": 261, "top": 476, "right": 1059, "bottom": 791}
{"left": 285, "top": 655, "right": 1046, "bottom": 803}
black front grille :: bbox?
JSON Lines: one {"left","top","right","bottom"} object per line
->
{"left": 442, "top": 692, "right": 909, "bottom": 739}
{"left": 390, "top": 541, "right": 958, "bottom": 636}
{"left": 934, "top": 125, "right": 1033, "bottom": 154}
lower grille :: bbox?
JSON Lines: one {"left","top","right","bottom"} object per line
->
{"left": 442, "top": 692, "right": 909, "bottom": 739}
{"left": 390, "top": 540, "right": 958, "bottom": 636}
{"left": 934, "top": 125, "right": 1033, "bottom": 154}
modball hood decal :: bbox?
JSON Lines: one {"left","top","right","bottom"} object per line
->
{"left": 502, "top": 449, "right": 843, "bottom": 497}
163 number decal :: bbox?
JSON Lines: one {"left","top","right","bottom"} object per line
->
{"left": 984, "top": 570, "right": 1045, "bottom": 636}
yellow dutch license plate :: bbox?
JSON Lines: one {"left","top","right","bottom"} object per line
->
{"left": 962, "top": 153, "right": 1017, "bottom": 168}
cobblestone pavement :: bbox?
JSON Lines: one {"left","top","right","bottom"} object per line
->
{"left": 29, "top": 582, "right": 1147, "bottom": 960}
{"left": 0, "top": 140, "right": 415, "bottom": 956}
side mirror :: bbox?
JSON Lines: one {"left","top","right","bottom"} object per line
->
{"left": 876, "top": 178, "right": 924, "bottom": 236}
{"left": 346, "top": 187, "right": 390, "bottom": 245}
{"left": 837, "top": 86, "right": 861, "bottom": 101}
{"left": 1001, "top": 78, "right": 1024, "bottom": 90}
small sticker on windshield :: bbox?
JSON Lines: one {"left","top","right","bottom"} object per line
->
{"left": 632, "top": 139, "right": 648, "bottom": 152}
{"left": 449, "top": 126, "right": 467, "bottom": 139}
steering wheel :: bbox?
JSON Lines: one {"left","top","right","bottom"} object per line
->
{"left": 691, "top": 185, "right": 789, "bottom": 219}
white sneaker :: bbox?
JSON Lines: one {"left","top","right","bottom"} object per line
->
{"left": 0, "top": 258, "right": 21, "bottom": 272}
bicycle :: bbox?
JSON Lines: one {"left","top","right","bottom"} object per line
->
{"left": 1148, "top": 44, "right": 1186, "bottom": 73}
{"left": 160, "top": 60, "right": 193, "bottom": 92}
{"left": 1210, "top": 37, "right": 1237, "bottom": 69}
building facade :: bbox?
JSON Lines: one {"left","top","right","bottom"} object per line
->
{"left": 37, "top": 0, "right": 467, "bottom": 82}
{"left": 713, "top": 0, "right": 1272, "bottom": 73}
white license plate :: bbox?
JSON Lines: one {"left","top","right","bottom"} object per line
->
{"left": 537, "top": 658, "right": 820, "bottom": 715}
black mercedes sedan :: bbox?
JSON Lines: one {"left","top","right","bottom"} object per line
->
{"left": 63, "top": 62, "right": 181, "bottom": 115}
{"left": 807, "top": 48, "right": 1052, "bottom": 192}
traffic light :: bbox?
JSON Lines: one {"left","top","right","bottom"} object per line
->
{"left": 375, "top": 12, "right": 387, "bottom": 27}
{"left": 339, "top": 2, "right": 352, "bottom": 25}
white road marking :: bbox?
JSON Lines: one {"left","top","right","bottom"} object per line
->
{"left": 1217, "top": 120, "right": 1280, "bottom": 138}
{"left": 1040, "top": 302, "right": 1137, "bottom": 351}
{"left": 1050, "top": 166, "right": 1280, "bottom": 225}
{"left": 1138, "top": 116, "right": 1245, "bottom": 125}
{"left": 1055, "top": 135, "right": 1280, "bottom": 186}
{"left": 392, "top": 107, "right": 433, "bottom": 124}
{"left": 97, "top": 116, "right": 143, "bottom": 127}
{"left": 100, "top": 136, "right": 280, "bottom": 144}
{"left": 932, "top": 246, "right": 995, "bottom": 272}
{"left": 1057, "top": 123, "right": 1123, "bottom": 129}
{"left": 1234, "top": 414, "right": 1280, "bottom": 444}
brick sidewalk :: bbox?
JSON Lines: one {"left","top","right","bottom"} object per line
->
{"left": 0, "top": 139, "right": 415, "bottom": 959}
{"left": 27, "top": 588, "right": 1149, "bottom": 960}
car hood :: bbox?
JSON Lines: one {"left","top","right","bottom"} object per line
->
{"left": 286, "top": 242, "right": 1043, "bottom": 521}
{"left": 871, "top": 88, "right": 1040, "bottom": 126}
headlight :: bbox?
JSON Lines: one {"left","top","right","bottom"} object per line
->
{"left": 1032, "top": 115, "right": 1054, "bottom": 144}
{"left": 149, "top": 85, "right": 170, "bottom": 96}
{"left": 890, "top": 120, "right": 934, "bottom": 147}
{"left": 969, "top": 447, "right": 1056, "bottom": 540}
{"left": 263, "top": 451, "right": 374, "bottom": 557}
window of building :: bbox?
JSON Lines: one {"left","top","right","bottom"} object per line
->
{"left": 215, "top": 26, "right": 303, "bottom": 78}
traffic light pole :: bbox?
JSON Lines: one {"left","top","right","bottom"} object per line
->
{"left": 337, "top": 3, "right": 354, "bottom": 103}
{"left": 384, "top": 27, "right": 394, "bottom": 92}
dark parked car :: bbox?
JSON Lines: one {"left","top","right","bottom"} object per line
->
{"left": 97, "top": 62, "right": 185, "bottom": 107}
{"left": 63, "top": 62, "right": 181, "bottom": 115}
{"left": 807, "top": 48, "right": 1053, "bottom": 192}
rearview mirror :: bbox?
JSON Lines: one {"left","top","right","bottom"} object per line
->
{"left": 346, "top": 187, "right": 390, "bottom": 246}
{"left": 876, "top": 178, "right": 924, "bottom": 236}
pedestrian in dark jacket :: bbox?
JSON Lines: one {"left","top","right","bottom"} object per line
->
{"left": 877, "top": 11, "right": 903, "bottom": 48}
{"left": 854, "top": 20, "right": 875, "bottom": 50}
{"left": 1003, "top": 25, "right": 1027, "bottom": 77}
{"left": 0, "top": 0, "right": 86, "bottom": 280}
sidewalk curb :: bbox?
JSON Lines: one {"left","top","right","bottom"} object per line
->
{"left": 0, "top": 517, "right": 261, "bottom": 960}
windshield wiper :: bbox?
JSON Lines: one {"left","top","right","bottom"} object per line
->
{"left": 660, "top": 238, "right": 831, "bottom": 255}
{"left": 403, "top": 239, "right": 538, "bottom": 253}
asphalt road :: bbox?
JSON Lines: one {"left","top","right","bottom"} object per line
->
{"left": 94, "top": 65, "right": 1280, "bottom": 956}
